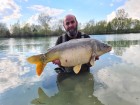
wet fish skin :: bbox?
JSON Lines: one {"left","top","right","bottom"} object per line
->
{"left": 27, "top": 38, "right": 112, "bottom": 76}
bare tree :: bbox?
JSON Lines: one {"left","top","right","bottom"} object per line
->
{"left": 111, "top": 9, "right": 128, "bottom": 32}
{"left": 38, "top": 13, "right": 52, "bottom": 35}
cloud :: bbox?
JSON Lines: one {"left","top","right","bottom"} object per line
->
{"left": 94, "top": 63, "right": 140, "bottom": 105}
{"left": 0, "top": 59, "right": 22, "bottom": 93}
{"left": 121, "top": 45, "right": 140, "bottom": 67}
{"left": 26, "top": 13, "right": 40, "bottom": 25}
{"left": 26, "top": 5, "right": 65, "bottom": 25}
{"left": 0, "top": 0, "right": 21, "bottom": 22}
{"left": 26, "top": 13, "right": 62, "bottom": 26}
{"left": 107, "top": 0, "right": 140, "bottom": 21}
{"left": 123, "top": 0, "right": 140, "bottom": 19}
{"left": 0, "top": 59, "right": 41, "bottom": 94}
{"left": 28, "top": 5, "right": 65, "bottom": 16}
{"left": 109, "top": 0, "right": 123, "bottom": 7}
{"left": 107, "top": 11, "right": 116, "bottom": 22}
{"left": 68, "top": 9, "right": 73, "bottom": 12}
{"left": 110, "top": 3, "right": 114, "bottom": 7}
{"left": 114, "top": 0, "right": 123, "bottom": 2}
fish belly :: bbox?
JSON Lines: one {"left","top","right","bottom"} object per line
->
{"left": 60, "top": 46, "right": 92, "bottom": 67}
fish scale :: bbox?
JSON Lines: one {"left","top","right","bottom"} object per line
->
{"left": 27, "top": 38, "right": 112, "bottom": 76}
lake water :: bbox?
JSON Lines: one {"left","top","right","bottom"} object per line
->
{"left": 0, "top": 34, "right": 140, "bottom": 105}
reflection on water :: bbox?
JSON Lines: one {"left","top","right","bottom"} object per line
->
{"left": 31, "top": 72, "right": 103, "bottom": 105}
{"left": 0, "top": 34, "right": 140, "bottom": 105}
{"left": 0, "top": 37, "right": 56, "bottom": 54}
{"left": 91, "top": 34, "right": 140, "bottom": 105}
{"left": 94, "top": 62, "right": 140, "bottom": 105}
{"left": 107, "top": 40, "right": 140, "bottom": 56}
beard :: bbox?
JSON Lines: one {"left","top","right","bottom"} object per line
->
{"left": 66, "top": 28, "right": 78, "bottom": 38}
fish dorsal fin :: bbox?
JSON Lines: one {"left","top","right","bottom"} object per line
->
{"left": 73, "top": 64, "right": 82, "bottom": 74}
{"left": 90, "top": 54, "right": 95, "bottom": 66}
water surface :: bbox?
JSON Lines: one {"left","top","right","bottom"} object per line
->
{"left": 0, "top": 34, "right": 140, "bottom": 105}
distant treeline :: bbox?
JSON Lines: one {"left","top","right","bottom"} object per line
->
{"left": 0, "top": 9, "right": 140, "bottom": 38}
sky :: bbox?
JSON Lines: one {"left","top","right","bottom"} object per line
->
{"left": 0, "top": 0, "right": 140, "bottom": 27}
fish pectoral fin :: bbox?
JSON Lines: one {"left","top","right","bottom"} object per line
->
{"left": 36, "top": 62, "right": 46, "bottom": 76}
{"left": 73, "top": 64, "right": 82, "bottom": 74}
{"left": 90, "top": 54, "right": 95, "bottom": 66}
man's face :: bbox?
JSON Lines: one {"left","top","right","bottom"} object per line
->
{"left": 63, "top": 16, "right": 77, "bottom": 31}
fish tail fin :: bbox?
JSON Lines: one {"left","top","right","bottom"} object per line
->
{"left": 36, "top": 62, "right": 47, "bottom": 76}
{"left": 27, "top": 54, "right": 48, "bottom": 76}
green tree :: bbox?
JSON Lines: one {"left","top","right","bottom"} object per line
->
{"left": 52, "top": 19, "right": 64, "bottom": 36}
{"left": 21, "top": 23, "right": 32, "bottom": 37}
{"left": 30, "top": 24, "right": 42, "bottom": 36}
{"left": 106, "top": 22, "right": 113, "bottom": 34}
{"left": 82, "top": 19, "right": 95, "bottom": 34}
{"left": 132, "top": 19, "right": 140, "bottom": 33}
{"left": 95, "top": 20, "right": 107, "bottom": 34}
{"left": 124, "top": 18, "right": 132, "bottom": 33}
{"left": 0, "top": 23, "right": 10, "bottom": 37}
{"left": 10, "top": 21, "right": 21, "bottom": 37}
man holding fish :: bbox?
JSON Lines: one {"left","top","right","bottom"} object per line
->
{"left": 27, "top": 14, "right": 112, "bottom": 76}
{"left": 53, "top": 14, "right": 99, "bottom": 73}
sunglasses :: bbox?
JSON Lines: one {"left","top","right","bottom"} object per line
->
{"left": 66, "top": 20, "right": 75, "bottom": 26}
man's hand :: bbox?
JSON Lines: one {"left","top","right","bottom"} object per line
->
{"left": 52, "top": 59, "right": 61, "bottom": 66}
{"left": 95, "top": 56, "right": 99, "bottom": 60}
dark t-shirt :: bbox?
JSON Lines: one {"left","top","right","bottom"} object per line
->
{"left": 55, "top": 31, "right": 90, "bottom": 45}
